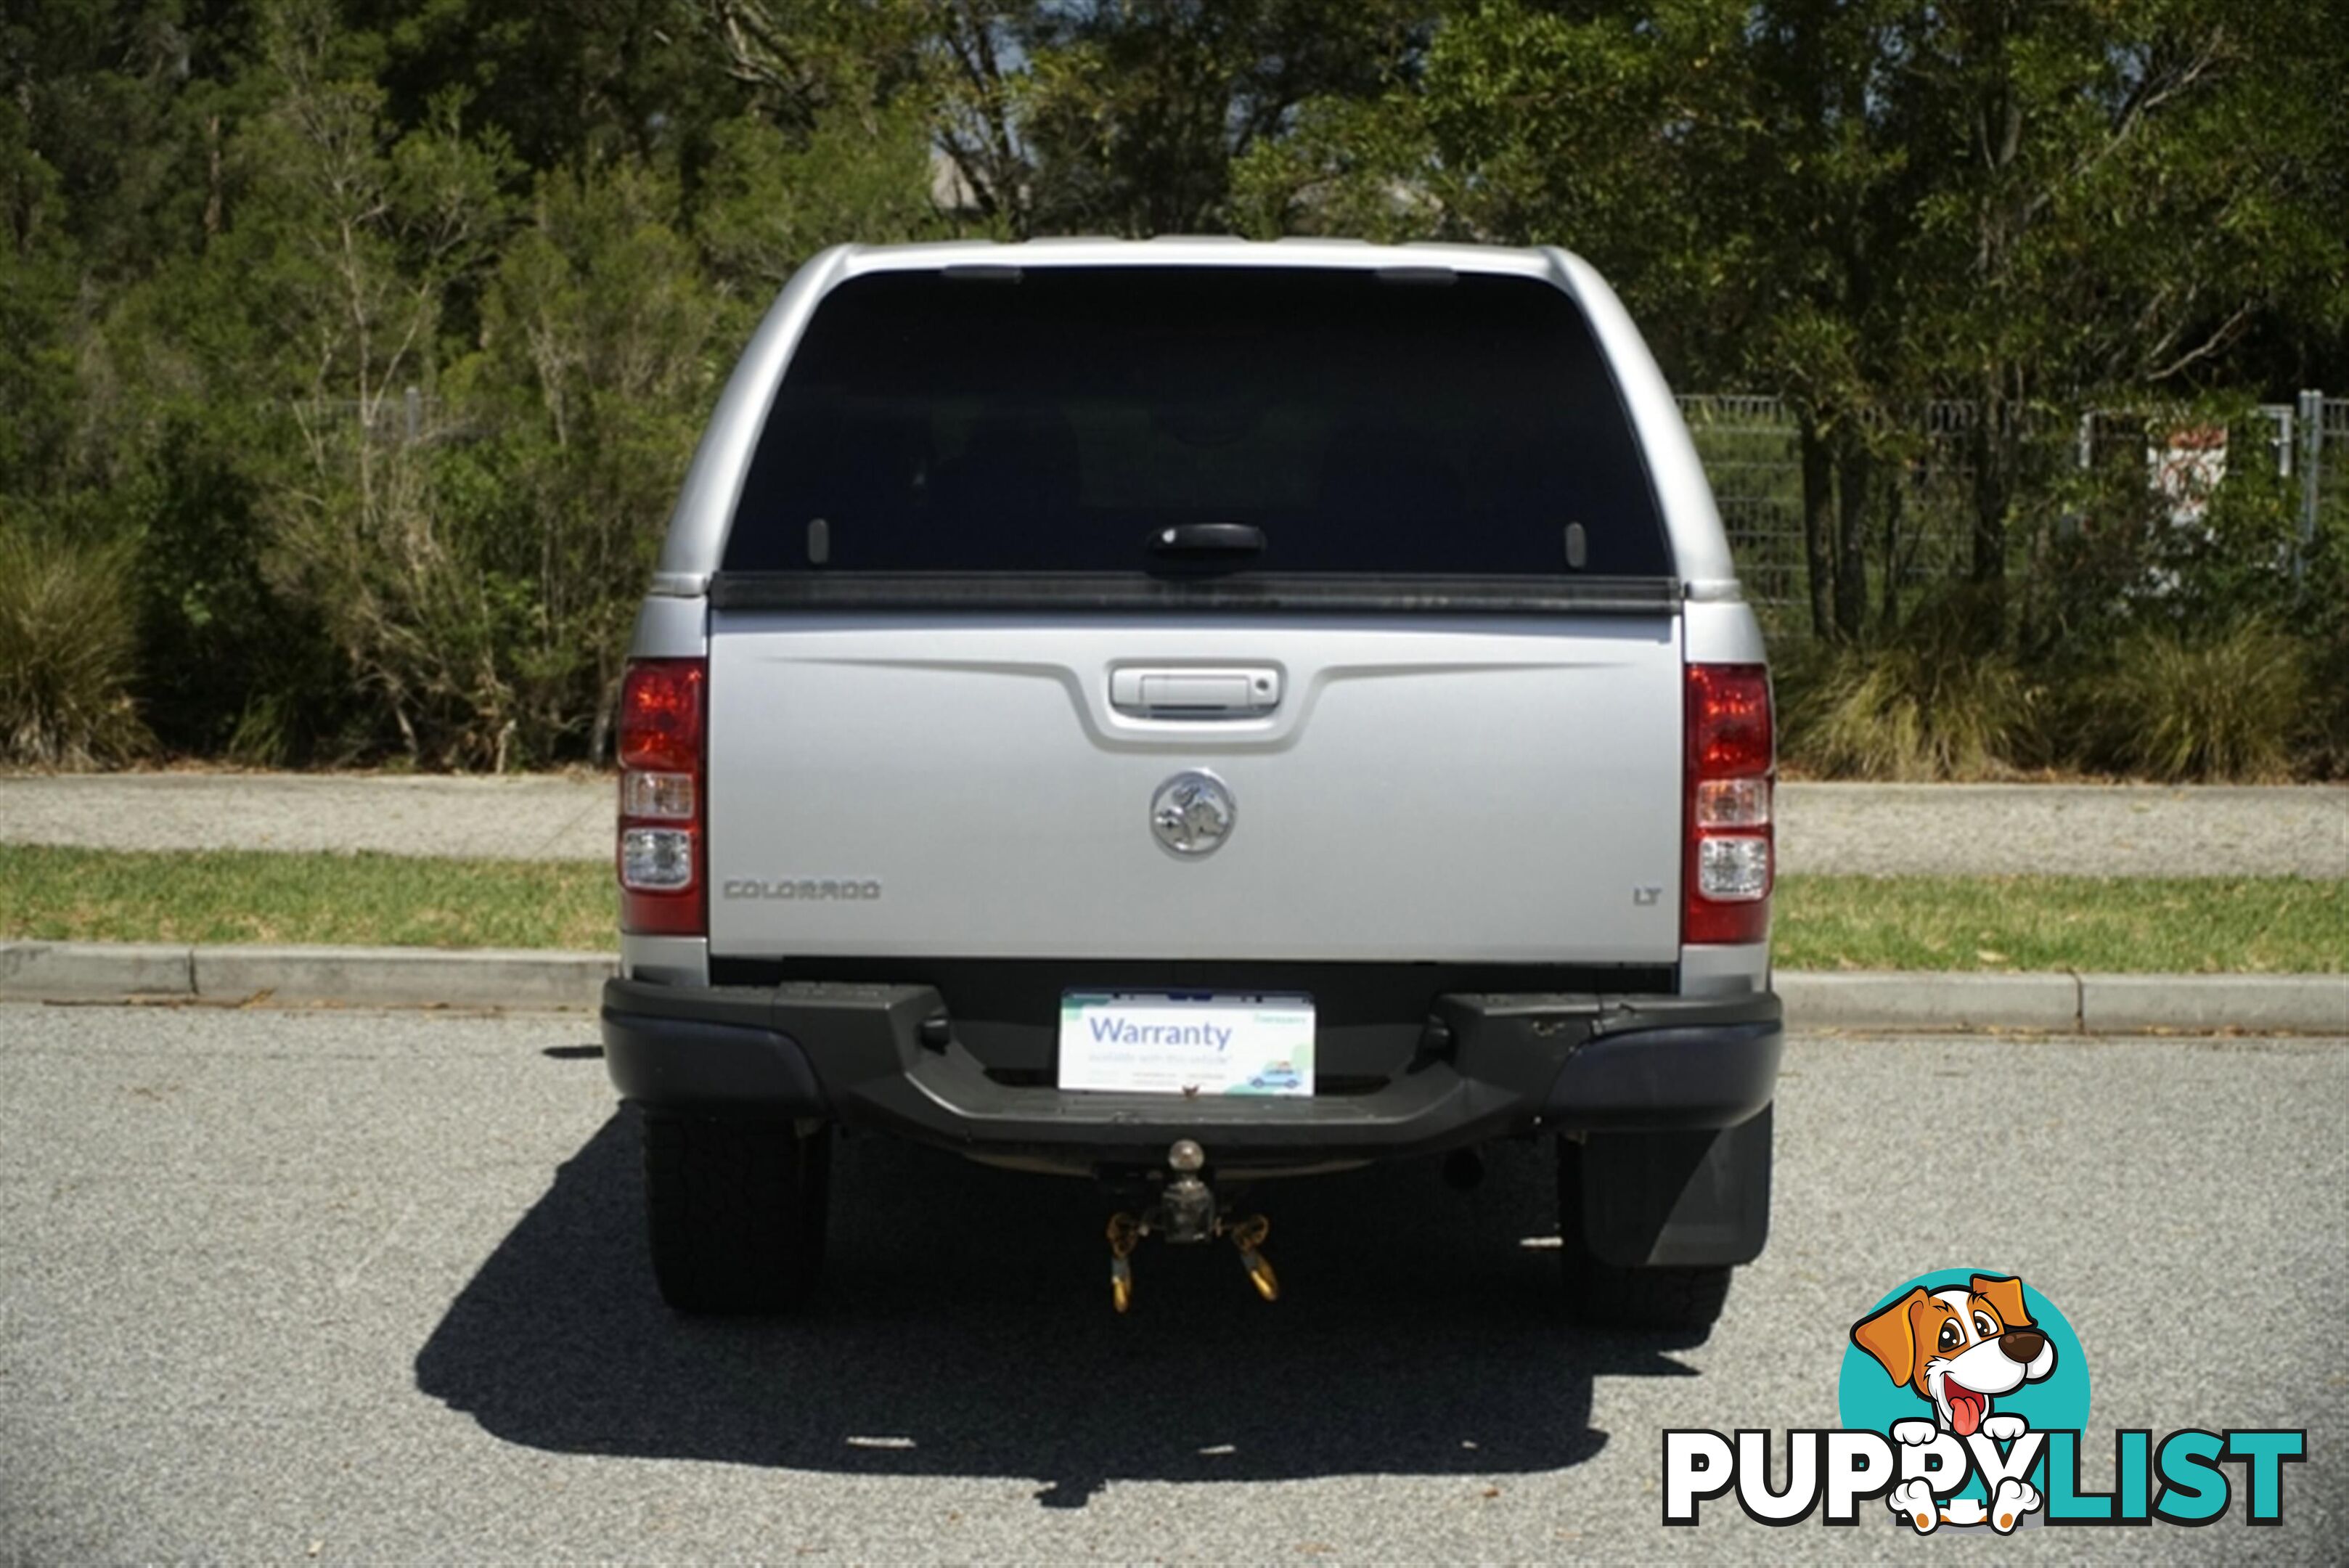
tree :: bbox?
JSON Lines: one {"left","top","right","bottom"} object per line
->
{"left": 449, "top": 158, "right": 728, "bottom": 763}
{"left": 934, "top": 0, "right": 1432, "bottom": 236}
{"left": 1896, "top": 0, "right": 2348, "bottom": 635}
{"left": 1246, "top": 0, "right": 2348, "bottom": 642}
{"left": 197, "top": 1, "right": 518, "bottom": 763}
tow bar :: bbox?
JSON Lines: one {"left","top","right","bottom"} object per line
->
{"left": 1105, "top": 1139, "right": 1278, "bottom": 1313}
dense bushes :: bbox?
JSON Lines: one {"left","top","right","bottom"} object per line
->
{"left": 0, "top": 522, "right": 149, "bottom": 766}
{"left": 0, "top": 9, "right": 927, "bottom": 769}
{"left": 1775, "top": 445, "right": 2347, "bottom": 782}
{"left": 1781, "top": 616, "right": 2324, "bottom": 784}
{"left": 2078, "top": 624, "right": 2307, "bottom": 783}
{"left": 1777, "top": 595, "right": 2039, "bottom": 780}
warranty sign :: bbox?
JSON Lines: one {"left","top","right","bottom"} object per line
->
{"left": 1055, "top": 992, "right": 1315, "bottom": 1097}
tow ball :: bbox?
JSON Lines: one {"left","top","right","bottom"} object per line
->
{"left": 1106, "top": 1140, "right": 1278, "bottom": 1313}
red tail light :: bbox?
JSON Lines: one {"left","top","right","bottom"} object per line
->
{"left": 1683, "top": 663, "right": 1773, "bottom": 945}
{"left": 617, "top": 658, "right": 706, "bottom": 936}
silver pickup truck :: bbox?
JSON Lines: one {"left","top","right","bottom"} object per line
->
{"left": 600, "top": 239, "right": 1781, "bottom": 1329}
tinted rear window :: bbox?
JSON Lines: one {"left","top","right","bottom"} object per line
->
{"left": 723, "top": 266, "right": 1670, "bottom": 578}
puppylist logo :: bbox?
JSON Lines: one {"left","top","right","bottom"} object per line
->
{"left": 1663, "top": 1270, "right": 2306, "bottom": 1532}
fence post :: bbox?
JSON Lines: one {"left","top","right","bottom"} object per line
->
{"left": 2297, "top": 388, "right": 2324, "bottom": 584}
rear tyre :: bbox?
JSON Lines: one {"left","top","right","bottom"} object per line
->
{"left": 1555, "top": 1135, "right": 1731, "bottom": 1331}
{"left": 641, "top": 1111, "right": 830, "bottom": 1314}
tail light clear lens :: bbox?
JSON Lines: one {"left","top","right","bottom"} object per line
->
{"left": 1697, "top": 835, "right": 1772, "bottom": 899}
{"left": 1685, "top": 663, "right": 1773, "bottom": 944}
{"left": 617, "top": 658, "right": 706, "bottom": 934}
{"left": 1694, "top": 775, "right": 1770, "bottom": 828}
{"left": 620, "top": 771, "right": 695, "bottom": 820}
{"left": 620, "top": 826, "right": 695, "bottom": 889}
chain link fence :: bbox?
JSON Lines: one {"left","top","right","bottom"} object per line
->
{"left": 1678, "top": 396, "right": 1990, "bottom": 615}
{"left": 1678, "top": 392, "right": 2345, "bottom": 624}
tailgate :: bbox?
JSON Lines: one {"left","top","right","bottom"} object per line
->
{"left": 705, "top": 615, "right": 1685, "bottom": 963}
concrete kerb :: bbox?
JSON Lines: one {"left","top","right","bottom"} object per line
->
{"left": 2078, "top": 972, "right": 2349, "bottom": 1035}
{"left": 0, "top": 942, "right": 195, "bottom": 1001}
{"left": 0, "top": 942, "right": 612, "bottom": 1010}
{"left": 1776, "top": 971, "right": 2081, "bottom": 1032}
{"left": 1780, "top": 971, "right": 2346, "bottom": 1034}
{"left": 190, "top": 946, "right": 613, "bottom": 1009}
{"left": 0, "top": 942, "right": 2342, "bottom": 1032}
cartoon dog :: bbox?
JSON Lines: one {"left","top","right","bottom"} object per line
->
{"left": 1851, "top": 1274, "right": 2056, "bottom": 1533}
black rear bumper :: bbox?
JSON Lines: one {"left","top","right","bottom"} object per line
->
{"left": 602, "top": 977, "right": 1781, "bottom": 1175}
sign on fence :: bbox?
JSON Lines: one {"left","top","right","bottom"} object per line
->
{"left": 2148, "top": 425, "right": 2227, "bottom": 528}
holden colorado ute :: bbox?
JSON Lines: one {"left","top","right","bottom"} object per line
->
{"left": 600, "top": 239, "right": 1781, "bottom": 1329}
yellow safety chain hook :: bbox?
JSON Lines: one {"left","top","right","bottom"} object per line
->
{"left": 1229, "top": 1214, "right": 1279, "bottom": 1302}
{"left": 1106, "top": 1213, "right": 1143, "bottom": 1314}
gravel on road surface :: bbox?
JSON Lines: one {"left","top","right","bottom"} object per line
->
{"left": 0, "top": 772, "right": 613, "bottom": 863}
{"left": 3, "top": 772, "right": 2345, "bottom": 877}
{"left": 1781, "top": 780, "right": 2348, "bottom": 878}
{"left": 1, "top": 1003, "right": 2340, "bottom": 1563}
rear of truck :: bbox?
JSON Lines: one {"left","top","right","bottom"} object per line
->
{"left": 602, "top": 241, "right": 1781, "bottom": 1327}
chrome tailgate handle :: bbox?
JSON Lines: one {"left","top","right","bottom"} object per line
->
{"left": 1109, "top": 666, "right": 1282, "bottom": 716}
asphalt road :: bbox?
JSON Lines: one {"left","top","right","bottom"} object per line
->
{"left": 4, "top": 772, "right": 2345, "bottom": 877}
{"left": 1, "top": 1005, "right": 2342, "bottom": 1564}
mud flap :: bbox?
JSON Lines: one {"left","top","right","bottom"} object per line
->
{"left": 1577, "top": 1103, "right": 1772, "bottom": 1267}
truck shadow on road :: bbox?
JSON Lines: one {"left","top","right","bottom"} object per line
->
{"left": 415, "top": 1108, "right": 1706, "bottom": 1507}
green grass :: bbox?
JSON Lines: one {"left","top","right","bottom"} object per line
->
{"left": 0, "top": 845, "right": 614, "bottom": 950}
{"left": 0, "top": 846, "right": 2339, "bottom": 973}
{"left": 1771, "top": 875, "right": 2343, "bottom": 974}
